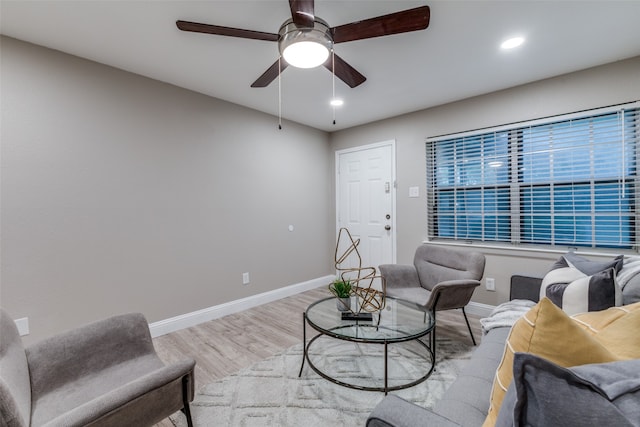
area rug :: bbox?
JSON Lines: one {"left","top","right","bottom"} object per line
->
{"left": 170, "top": 335, "right": 472, "bottom": 426}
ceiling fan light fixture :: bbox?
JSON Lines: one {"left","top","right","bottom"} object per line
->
{"left": 279, "top": 18, "right": 333, "bottom": 69}
{"left": 282, "top": 41, "right": 329, "bottom": 68}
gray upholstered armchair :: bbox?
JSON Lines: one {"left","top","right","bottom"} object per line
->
{"left": 0, "top": 308, "right": 195, "bottom": 427}
{"left": 379, "top": 245, "right": 485, "bottom": 352}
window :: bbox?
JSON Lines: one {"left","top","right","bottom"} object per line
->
{"left": 426, "top": 103, "right": 640, "bottom": 250}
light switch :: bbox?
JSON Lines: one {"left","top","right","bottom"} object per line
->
{"left": 409, "top": 186, "right": 419, "bottom": 198}
{"left": 15, "top": 317, "right": 29, "bottom": 336}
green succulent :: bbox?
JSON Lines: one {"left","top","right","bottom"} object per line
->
{"left": 329, "top": 279, "right": 352, "bottom": 298}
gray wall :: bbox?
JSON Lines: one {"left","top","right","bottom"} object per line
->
{"left": 1, "top": 37, "right": 334, "bottom": 343}
{"left": 330, "top": 56, "right": 640, "bottom": 306}
{"left": 3, "top": 33, "right": 639, "bottom": 343}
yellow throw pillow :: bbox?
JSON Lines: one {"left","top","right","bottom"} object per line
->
{"left": 482, "top": 298, "right": 621, "bottom": 427}
{"left": 572, "top": 301, "right": 640, "bottom": 359}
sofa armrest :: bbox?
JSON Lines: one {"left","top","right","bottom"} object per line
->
{"left": 379, "top": 264, "right": 421, "bottom": 289}
{"left": 510, "top": 275, "right": 543, "bottom": 302}
{"left": 367, "top": 395, "right": 460, "bottom": 427}
{"left": 26, "top": 313, "right": 157, "bottom": 398}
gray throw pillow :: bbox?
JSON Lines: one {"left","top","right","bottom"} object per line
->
{"left": 622, "top": 274, "right": 640, "bottom": 304}
{"left": 618, "top": 256, "right": 640, "bottom": 305}
{"left": 562, "top": 252, "right": 624, "bottom": 275}
{"left": 495, "top": 353, "right": 640, "bottom": 427}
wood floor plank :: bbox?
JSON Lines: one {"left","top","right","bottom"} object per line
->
{"left": 152, "top": 287, "right": 482, "bottom": 427}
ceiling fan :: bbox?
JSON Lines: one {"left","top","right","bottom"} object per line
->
{"left": 176, "top": 1, "right": 430, "bottom": 89}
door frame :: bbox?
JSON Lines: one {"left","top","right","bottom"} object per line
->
{"left": 335, "top": 140, "right": 397, "bottom": 266}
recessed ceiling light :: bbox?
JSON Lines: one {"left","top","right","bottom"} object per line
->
{"left": 330, "top": 99, "right": 344, "bottom": 107}
{"left": 501, "top": 36, "right": 525, "bottom": 50}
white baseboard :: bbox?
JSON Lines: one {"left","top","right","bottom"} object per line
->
{"left": 466, "top": 301, "right": 495, "bottom": 318}
{"left": 149, "top": 277, "right": 497, "bottom": 338}
{"left": 149, "top": 275, "right": 333, "bottom": 338}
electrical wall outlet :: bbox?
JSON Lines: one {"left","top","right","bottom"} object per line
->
{"left": 485, "top": 277, "right": 496, "bottom": 292}
{"left": 242, "top": 272, "right": 250, "bottom": 285}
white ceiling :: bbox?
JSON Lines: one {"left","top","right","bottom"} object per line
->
{"left": 2, "top": 0, "right": 640, "bottom": 132}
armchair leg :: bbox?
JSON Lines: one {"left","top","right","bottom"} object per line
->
{"left": 462, "top": 307, "right": 476, "bottom": 346}
{"left": 431, "top": 310, "right": 437, "bottom": 358}
{"left": 181, "top": 375, "right": 194, "bottom": 427}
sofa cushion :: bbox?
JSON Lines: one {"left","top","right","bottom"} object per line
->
{"left": 495, "top": 353, "right": 640, "bottom": 427}
{"left": 540, "top": 253, "right": 623, "bottom": 314}
{"left": 433, "top": 327, "right": 509, "bottom": 427}
{"left": 482, "top": 298, "right": 622, "bottom": 427}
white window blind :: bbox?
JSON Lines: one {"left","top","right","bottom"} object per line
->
{"left": 426, "top": 102, "right": 640, "bottom": 250}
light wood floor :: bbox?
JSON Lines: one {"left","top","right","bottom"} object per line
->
{"left": 152, "top": 287, "right": 482, "bottom": 427}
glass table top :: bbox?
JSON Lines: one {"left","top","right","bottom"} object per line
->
{"left": 305, "top": 296, "right": 434, "bottom": 342}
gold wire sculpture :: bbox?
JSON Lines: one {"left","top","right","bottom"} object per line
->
{"left": 332, "top": 227, "right": 386, "bottom": 314}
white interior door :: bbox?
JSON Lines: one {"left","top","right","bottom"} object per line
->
{"left": 336, "top": 141, "right": 396, "bottom": 280}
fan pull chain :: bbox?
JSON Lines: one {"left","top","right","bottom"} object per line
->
{"left": 332, "top": 50, "right": 336, "bottom": 126}
{"left": 278, "top": 56, "right": 282, "bottom": 130}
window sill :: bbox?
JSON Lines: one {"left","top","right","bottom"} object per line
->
{"left": 422, "top": 239, "right": 638, "bottom": 260}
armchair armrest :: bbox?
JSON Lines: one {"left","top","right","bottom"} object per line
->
{"left": 26, "top": 313, "right": 157, "bottom": 399}
{"left": 367, "top": 395, "right": 460, "bottom": 427}
{"left": 379, "top": 264, "right": 421, "bottom": 289}
{"left": 510, "top": 275, "right": 543, "bottom": 302}
{"left": 427, "top": 279, "right": 481, "bottom": 311}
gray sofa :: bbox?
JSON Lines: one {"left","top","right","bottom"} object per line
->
{"left": 366, "top": 269, "right": 640, "bottom": 427}
{"left": 366, "top": 277, "right": 530, "bottom": 427}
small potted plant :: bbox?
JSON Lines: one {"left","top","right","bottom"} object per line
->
{"left": 329, "top": 278, "right": 352, "bottom": 311}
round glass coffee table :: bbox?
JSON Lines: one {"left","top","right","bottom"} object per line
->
{"left": 298, "top": 296, "right": 435, "bottom": 394}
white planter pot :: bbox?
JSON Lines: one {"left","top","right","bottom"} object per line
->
{"left": 336, "top": 297, "right": 351, "bottom": 312}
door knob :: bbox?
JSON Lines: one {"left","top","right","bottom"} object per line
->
{"left": 385, "top": 225, "right": 391, "bottom": 231}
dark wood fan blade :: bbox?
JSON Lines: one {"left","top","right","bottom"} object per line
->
{"left": 176, "top": 20, "right": 278, "bottom": 42}
{"left": 323, "top": 54, "right": 366, "bottom": 88}
{"left": 251, "top": 58, "right": 289, "bottom": 87}
{"left": 331, "top": 5, "right": 430, "bottom": 44}
{"left": 289, "top": 0, "right": 315, "bottom": 28}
